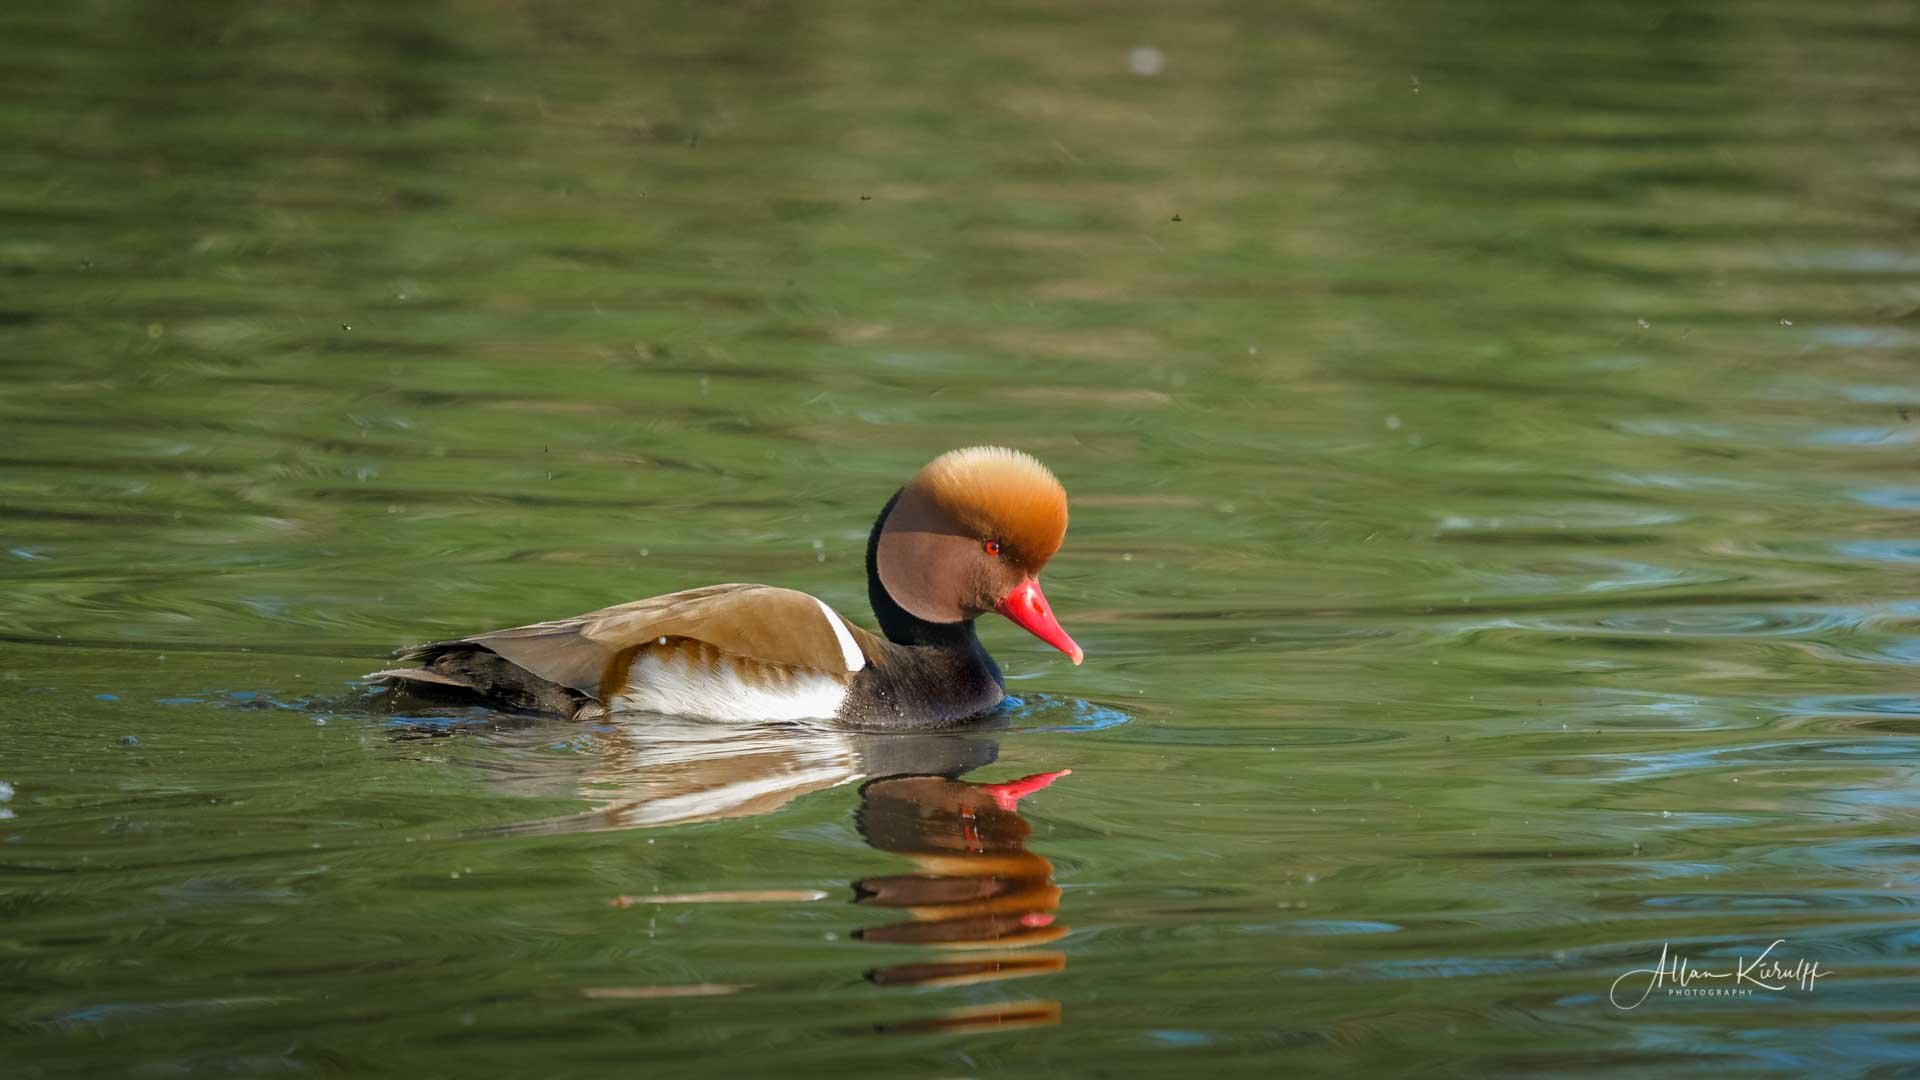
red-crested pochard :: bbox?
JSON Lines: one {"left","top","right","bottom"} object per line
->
{"left": 369, "top": 446, "right": 1081, "bottom": 727}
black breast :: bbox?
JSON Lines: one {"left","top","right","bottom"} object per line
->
{"left": 838, "top": 634, "right": 1005, "bottom": 729}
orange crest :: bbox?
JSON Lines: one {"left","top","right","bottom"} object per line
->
{"left": 910, "top": 447, "right": 1068, "bottom": 572}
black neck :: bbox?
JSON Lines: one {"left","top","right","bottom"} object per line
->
{"left": 866, "top": 489, "right": 986, "bottom": 655}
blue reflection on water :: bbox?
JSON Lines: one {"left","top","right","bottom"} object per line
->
{"left": 1852, "top": 488, "right": 1920, "bottom": 510}
{"left": 1292, "top": 956, "right": 1560, "bottom": 981}
{"left": 1288, "top": 919, "right": 1402, "bottom": 936}
{"left": 1839, "top": 540, "right": 1920, "bottom": 564}
{"left": 1149, "top": 1029, "right": 1214, "bottom": 1048}
{"left": 1001, "top": 694, "right": 1134, "bottom": 733}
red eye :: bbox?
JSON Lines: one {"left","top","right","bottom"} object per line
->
{"left": 984, "top": 540, "right": 1002, "bottom": 557}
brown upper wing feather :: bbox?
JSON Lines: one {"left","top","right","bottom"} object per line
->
{"left": 461, "top": 584, "right": 875, "bottom": 697}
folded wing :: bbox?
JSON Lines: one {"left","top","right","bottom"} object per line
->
{"left": 460, "top": 583, "right": 875, "bottom": 700}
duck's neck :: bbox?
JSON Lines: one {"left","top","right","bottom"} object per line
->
{"left": 850, "top": 490, "right": 1008, "bottom": 724}
{"left": 866, "top": 490, "right": 996, "bottom": 665}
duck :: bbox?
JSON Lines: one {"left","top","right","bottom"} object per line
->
{"left": 368, "top": 446, "right": 1082, "bottom": 728}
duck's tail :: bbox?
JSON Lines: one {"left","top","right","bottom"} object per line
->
{"left": 366, "top": 643, "right": 598, "bottom": 719}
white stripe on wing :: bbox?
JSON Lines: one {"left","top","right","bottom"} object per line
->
{"left": 814, "top": 596, "right": 866, "bottom": 673}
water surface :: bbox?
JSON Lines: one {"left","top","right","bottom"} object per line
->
{"left": 4, "top": 1, "right": 1919, "bottom": 1074}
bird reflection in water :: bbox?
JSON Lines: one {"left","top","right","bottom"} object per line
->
{"left": 854, "top": 770, "right": 1068, "bottom": 991}
{"left": 452, "top": 716, "right": 1071, "bottom": 1033}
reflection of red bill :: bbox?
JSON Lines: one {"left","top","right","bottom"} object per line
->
{"left": 980, "top": 769, "right": 1072, "bottom": 812}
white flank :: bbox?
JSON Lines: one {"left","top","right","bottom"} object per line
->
{"left": 614, "top": 649, "right": 848, "bottom": 722}
{"left": 814, "top": 597, "right": 866, "bottom": 672}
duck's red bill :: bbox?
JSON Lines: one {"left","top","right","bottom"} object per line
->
{"left": 995, "top": 578, "right": 1083, "bottom": 665}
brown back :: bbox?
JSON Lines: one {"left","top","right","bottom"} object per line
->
{"left": 463, "top": 584, "right": 876, "bottom": 697}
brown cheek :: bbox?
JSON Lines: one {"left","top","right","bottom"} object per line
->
{"left": 959, "top": 562, "right": 998, "bottom": 616}
{"left": 960, "top": 556, "right": 1021, "bottom": 617}
{"left": 877, "top": 527, "right": 977, "bottom": 623}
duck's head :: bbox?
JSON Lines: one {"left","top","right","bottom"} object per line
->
{"left": 874, "top": 446, "right": 1081, "bottom": 664}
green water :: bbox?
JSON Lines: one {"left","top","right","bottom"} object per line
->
{"left": 5, "top": 1, "right": 1919, "bottom": 1074}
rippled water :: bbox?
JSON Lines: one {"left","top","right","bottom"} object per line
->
{"left": 5, "top": 1, "right": 1919, "bottom": 1074}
